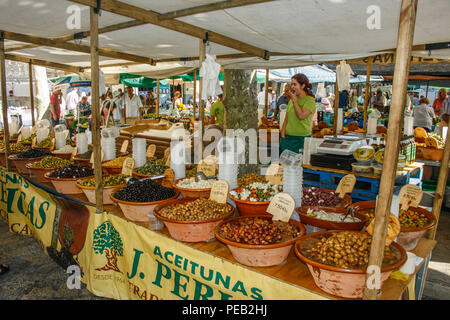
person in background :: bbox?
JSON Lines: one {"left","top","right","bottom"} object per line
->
{"left": 49, "top": 87, "right": 63, "bottom": 128}
{"left": 7, "top": 90, "right": 19, "bottom": 108}
{"left": 173, "top": 91, "right": 183, "bottom": 110}
{"left": 257, "top": 86, "right": 273, "bottom": 110}
{"left": 77, "top": 96, "right": 91, "bottom": 118}
{"left": 280, "top": 73, "right": 316, "bottom": 154}
{"left": 371, "top": 89, "right": 385, "bottom": 112}
{"left": 123, "top": 86, "right": 143, "bottom": 125}
{"left": 273, "top": 84, "right": 291, "bottom": 122}
{"left": 413, "top": 93, "right": 420, "bottom": 106}
{"left": 66, "top": 87, "right": 79, "bottom": 113}
{"left": 432, "top": 88, "right": 447, "bottom": 116}
{"left": 413, "top": 97, "right": 435, "bottom": 132}
{"left": 338, "top": 89, "right": 349, "bottom": 110}
{"left": 86, "top": 91, "right": 92, "bottom": 105}
{"left": 112, "top": 91, "right": 122, "bottom": 124}
{"left": 440, "top": 91, "right": 450, "bottom": 130}
{"left": 210, "top": 93, "right": 224, "bottom": 127}
{"left": 349, "top": 89, "right": 359, "bottom": 113}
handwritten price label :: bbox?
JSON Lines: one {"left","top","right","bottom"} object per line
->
{"left": 161, "top": 168, "right": 175, "bottom": 188}
{"left": 146, "top": 144, "right": 156, "bottom": 158}
{"left": 267, "top": 193, "right": 295, "bottom": 222}
{"left": 197, "top": 160, "right": 216, "bottom": 177}
{"left": 120, "top": 140, "right": 129, "bottom": 154}
{"left": 335, "top": 174, "right": 356, "bottom": 198}
{"left": 209, "top": 180, "right": 229, "bottom": 204}
{"left": 265, "top": 163, "right": 283, "bottom": 185}
{"left": 121, "top": 157, "right": 135, "bottom": 176}
{"left": 71, "top": 147, "right": 78, "bottom": 160}
{"left": 398, "top": 184, "right": 423, "bottom": 211}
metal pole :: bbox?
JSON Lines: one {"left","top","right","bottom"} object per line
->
{"left": 363, "top": 58, "right": 373, "bottom": 132}
{"left": 28, "top": 62, "right": 35, "bottom": 126}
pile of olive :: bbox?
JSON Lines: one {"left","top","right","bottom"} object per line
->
{"left": 75, "top": 145, "right": 93, "bottom": 159}
{"left": 158, "top": 199, "right": 230, "bottom": 221}
{"left": 103, "top": 156, "right": 127, "bottom": 167}
{"left": 0, "top": 143, "right": 29, "bottom": 153}
{"left": 399, "top": 209, "right": 429, "bottom": 228}
{"left": 219, "top": 217, "right": 301, "bottom": 245}
{"left": 78, "top": 174, "right": 127, "bottom": 187}
{"left": 238, "top": 173, "right": 267, "bottom": 188}
{"left": 302, "top": 187, "right": 344, "bottom": 207}
{"left": 113, "top": 179, "right": 175, "bottom": 203}
{"left": 134, "top": 160, "right": 168, "bottom": 175}
{"left": 16, "top": 148, "right": 52, "bottom": 159}
{"left": 48, "top": 164, "right": 94, "bottom": 179}
{"left": 305, "top": 232, "right": 398, "bottom": 269}
{"left": 31, "top": 156, "right": 73, "bottom": 168}
{"left": 20, "top": 134, "right": 36, "bottom": 144}
{"left": 37, "top": 137, "right": 52, "bottom": 148}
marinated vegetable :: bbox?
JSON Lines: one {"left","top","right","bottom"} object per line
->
{"left": 230, "top": 182, "right": 279, "bottom": 202}
{"left": 159, "top": 199, "right": 230, "bottom": 221}
{"left": 37, "top": 137, "right": 52, "bottom": 148}
{"left": 31, "top": 156, "right": 73, "bottom": 168}
{"left": 78, "top": 174, "right": 127, "bottom": 187}
{"left": 399, "top": 209, "right": 430, "bottom": 228}
{"left": 113, "top": 179, "right": 175, "bottom": 203}
{"left": 134, "top": 160, "right": 168, "bottom": 175}
{"left": 238, "top": 173, "right": 266, "bottom": 188}
{"left": 0, "top": 143, "right": 29, "bottom": 154}
{"left": 302, "top": 187, "right": 344, "bottom": 207}
{"left": 48, "top": 164, "right": 94, "bottom": 179}
{"left": 218, "top": 217, "right": 301, "bottom": 245}
{"left": 305, "top": 232, "right": 398, "bottom": 269}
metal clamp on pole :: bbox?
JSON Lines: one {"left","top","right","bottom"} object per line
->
{"left": 94, "top": 0, "right": 102, "bottom": 15}
{"left": 203, "top": 32, "right": 209, "bottom": 45}
{"left": 0, "top": 31, "right": 5, "bottom": 43}
{"left": 263, "top": 50, "right": 270, "bottom": 61}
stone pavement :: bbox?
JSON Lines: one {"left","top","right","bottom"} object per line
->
{"left": 1, "top": 213, "right": 449, "bottom": 300}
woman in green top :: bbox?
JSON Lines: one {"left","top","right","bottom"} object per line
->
{"left": 280, "top": 73, "right": 316, "bottom": 154}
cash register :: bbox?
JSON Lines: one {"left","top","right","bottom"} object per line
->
{"left": 311, "top": 135, "right": 368, "bottom": 171}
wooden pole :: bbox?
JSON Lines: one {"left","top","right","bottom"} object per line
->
{"left": 156, "top": 79, "right": 160, "bottom": 117}
{"left": 264, "top": 68, "right": 269, "bottom": 117}
{"left": 333, "top": 80, "right": 339, "bottom": 135}
{"left": 0, "top": 35, "right": 11, "bottom": 171}
{"left": 28, "top": 62, "right": 35, "bottom": 126}
{"left": 363, "top": 58, "right": 372, "bottom": 132}
{"left": 90, "top": 7, "right": 103, "bottom": 213}
{"left": 193, "top": 69, "right": 197, "bottom": 120}
{"left": 198, "top": 39, "right": 206, "bottom": 160}
{"left": 363, "top": 0, "right": 418, "bottom": 300}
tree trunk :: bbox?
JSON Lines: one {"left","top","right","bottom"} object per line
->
{"left": 223, "top": 69, "right": 259, "bottom": 176}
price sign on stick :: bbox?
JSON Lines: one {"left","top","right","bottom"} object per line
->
{"left": 90, "top": 150, "right": 104, "bottom": 168}
{"left": 164, "top": 148, "right": 171, "bottom": 167}
{"left": 161, "top": 168, "right": 175, "bottom": 188}
{"left": 121, "top": 157, "right": 135, "bottom": 176}
{"left": 64, "top": 130, "right": 69, "bottom": 139}
{"left": 267, "top": 193, "right": 295, "bottom": 222}
{"left": 265, "top": 163, "right": 283, "bottom": 185}
{"left": 398, "top": 184, "right": 423, "bottom": 211}
{"left": 209, "top": 180, "right": 229, "bottom": 204}
{"left": 50, "top": 138, "right": 55, "bottom": 151}
{"left": 366, "top": 213, "right": 401, "bottom": 246}
{"left": 30, "top": 126, "right": 36, "bottom": 135}
{"left": 197, "top": 160, "right": 216, "bottom": 177}
{"left": 120, "top": 140, "right": 129, "bottom": 154}
{"left": 146, "top": 144, "right": 156, "bottom": 158}
{"left": 32, "top": 137, "right": 37, "bottom": 148}
{"left": 71, "top": 147, "right": 78, "bottom": 160}
{"left": 335, "top": 174, "right": 356, "bottom": 198}
{"left": 17, "top": 133, "right": 22, "bottom": 142}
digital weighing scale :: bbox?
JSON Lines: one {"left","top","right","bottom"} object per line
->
{"left": 316, "top": 135, "right": 367, "bottom": 156}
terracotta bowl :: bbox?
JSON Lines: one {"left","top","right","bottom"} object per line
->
{"left": 302, "top": 187, "right": 353, "bottom": 209}
{"left": 228, "top": 189, "right": 271, "bottom": 217}
{"left": 51, "top": 152, "right": 73, "bottom": 160}
{"left": 9, "top": 155, "right": 46, "bottom": 175}
{"left": 172, "top": 177, "right": 215, "bottom": 198}
{"left": 153, "top": 197, "right": 235, "bottom": 242}
{"left": 110, "top": 189, "right": 180, "bottom": 223}
{"left": 26, "top": 163, "right": 63, "bottom": 183}
{"left": 102, "top": 164, "right": 123, "bottom": 175}
{"left": 76, "top": 181, "right": 126, "bottom": 205}
{"left": 0, "top": 151, "right": 20, "bottom": 168}
{"left": 215, "top": 215, "right": 306, "bottom": 267}
{"left": 296, "top": 206, "right": 368, "bottom": 231}
{"left": 352, "top": 200, "right": 376, "bottom": 226}
{"left": 397, "top": 207, "right": 436, "bottom": 251}
{"left": 45, "top": 172, "right": 94, "bottom": 194}
{"left": 72, "top": 156, "right": 92, "bottom": 166}
{"left": 353, "top": 201, "right": 436, "bottom": 251}
{"left": 294, "top": 230, "right": 407, "bottom": 299}
{"left": 132, "top": 170, "right": 164, "bottom": 184}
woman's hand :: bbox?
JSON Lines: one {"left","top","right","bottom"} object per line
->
{"left": 287, "top": 89, "right": 296, "bottom": 101}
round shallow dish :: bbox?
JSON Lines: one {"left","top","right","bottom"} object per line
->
{"left": 45, "top": 172, "right": 94, "bottom": 194}
{"left": 215, "top": 215, "right": 306, "bottom": 267}
{"left": 9, "top": 155, "right": 46, "bottom": 175}
{"left": 72, "top": 156, "right": 92, "bottom": 166}
{"left": 153, "top": 197, "right": 235, "bottom": 242}
{"left": 26, "top": 163, "right": 61, "bottom": 182}
{"left": 397, "top": 207, "right": 436, "bottom": 251}
{"left": 76, "top": 181, "right": 126, "bottom": 205}
{"left": 353, "top": 146, "right": 375, "bottom": 163}
{"left": 101, "top": 164, "right": 123, "bottom": 175}
{"left": 228, "top": 192, "right": 271, "bottom": 217}
{"left": 294, "top": 230, "right": 407, "bottom": 299}
{"left": 302, "top": 187, "right": 352, "bottom": 209}
{"left": 172, "top": 177, "right": 216, "bottom": 198}
{"left": 110, "top": 189, "right": 180, "bottom": 223}
{"left": 51, "top": 152, "right": 73, "bottom": 160}
{"left": 296, "top": 206, "right": 368, "bottom": 231}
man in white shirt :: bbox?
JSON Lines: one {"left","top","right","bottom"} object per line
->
{"left": 122, "top": 86, "right": 143, "bottom": 125}
{"left": 257, "top": 87, "right": 273, "bottom": 109}
{"left": 66, "top": 88, "right": 79, "bottom": 113}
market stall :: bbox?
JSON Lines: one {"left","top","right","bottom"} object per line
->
{"left": 1, "top": 0, "right": 450, "bottom": 302}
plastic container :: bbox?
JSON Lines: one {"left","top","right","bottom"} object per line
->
{"left": 353, "top": 146, "right": 375, "bottom": 163}
{"left": 351, "top": 162, "right": 373, "bottom": 174}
